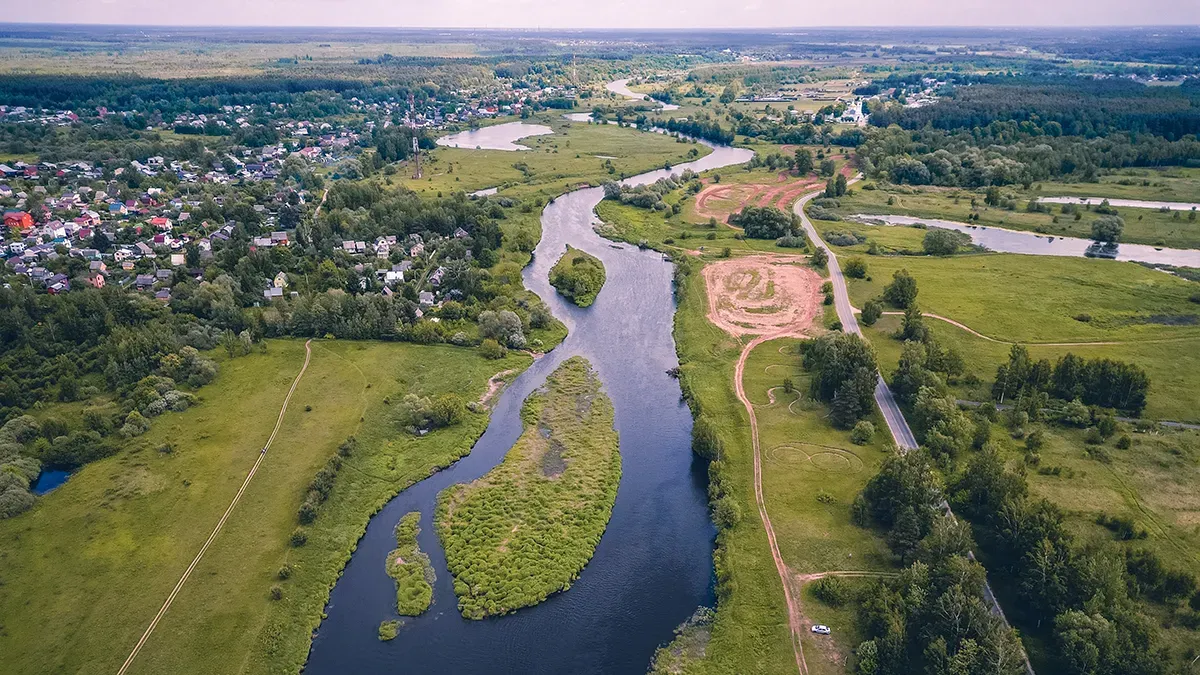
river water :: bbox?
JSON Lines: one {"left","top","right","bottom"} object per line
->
{"left": 851, "top": 214, "right": 1200, "bottom": 267}
{"left": 305, "top": 139, "right": 752, "bottom": 674}
{"left": 606, "top": 78, "right": 680, "bottom": 111}
{"left": 435, "top": 122, "right": 554, "bottom": 151}
{"left": 1038, "top": 196, "right": 1200, "bottom": 212}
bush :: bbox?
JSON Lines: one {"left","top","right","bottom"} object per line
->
{"left": 378, "top": 620, "right": 401, "bottom": 641}
{"left": 269, "top": 585, "right": 283, "bottom": 601}
{"left": 882, "top": 269, "right": 918, "bottom": 308}
{"left": 290, "top": 527, "right": 308, "bottom": 547}
{"left": 479, "top": 338, "right": 507, "bottom": 360}
{"left": 278, "top": 564, "right": 292, "bottom": 580}
{"left": 730, "top": 205, "right": 798, "bottom": 239}
{"left": 861, "top": 299, "right": 883, "bottom": 326}
{"left": 1116, "top": 434, "right": 1132, "bottom": 449}
{"left": 811, "top": 247, "right": 828, "bottom": 267}
{"left": 922, "top": 227, "right": 970, "bottom": 256}
{"left": 692, "top": 415, "right": 724, "bottom": 460}
{"left": 850, "top": 420, "right": 875, "bottom": 445}
{"left": 775, "top": 235, "right": 807, "bottom": 248}
{"left": 844, "top": 257, "right": 868, "bottom": 279}
{"left": 812, "top": 575, "right": 852, "bottom": 607}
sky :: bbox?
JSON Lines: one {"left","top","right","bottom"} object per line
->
{"left": 5, "top": 0, "right": 1200, "bottom": 29}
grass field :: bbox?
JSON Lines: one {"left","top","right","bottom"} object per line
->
{"left": 844, "top": 254, "right": 1200, "bottom": 422}
{"left": 832, "top": 182, "right": 1200, "bottom": 249}
{"left": 436, "top": 356, "right": 620, "bottom": 619}
{"left": 0, "top": 339, "right": 530, "bottom": 675}
{"left": 672, "top": 259, "right": 896, "bottom": 674}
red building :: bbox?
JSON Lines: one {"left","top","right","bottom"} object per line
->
{"left": 3, "top": 210, "right": 33, "bottom": 231}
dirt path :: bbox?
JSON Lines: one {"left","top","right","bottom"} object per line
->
{"left": 116, "top": 339, "right": 314, "bottom": 675}
{"left": 878, "top": 311, "right": 1200, "bottom": 347}
{"left": 705, "top": 250, "right": 825, "bottom": 675}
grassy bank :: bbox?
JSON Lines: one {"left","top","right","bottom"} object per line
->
{"left": 386, "top": 511, "right": 434, "bottom": 616}
{"left": 436, "top": 356, "right": 620, "bottom": 619}
{"left": 549, "top": 245, "right": 606, "bottom": 307}
{"left": 671, "top": 256, "right": 895, "bottom": 674}
{"left": 0, "top": 339, "right": 529, "bottom": 675}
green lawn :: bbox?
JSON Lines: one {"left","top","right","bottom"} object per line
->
{"left": 831, "top": 182, "right": 1200, "bottom": 249}
{"left": 671, "top": 258, "right": 896, "bottom": 674}
{"left": 0, "top": 339, "right": 530, "bottom": 675}
{"left": 437, "top": 356, "right": 620, "bottom": 619}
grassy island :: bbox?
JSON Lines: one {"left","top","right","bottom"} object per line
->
{"left": 386, "top": 511, "right": 435, "bottom": 616}
{"left": 549, "top": 246, "right": 607, "bottom": 307}
{"left": 436, "top": 356, "right": 621, "bottom": 619}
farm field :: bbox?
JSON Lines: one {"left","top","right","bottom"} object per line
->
{"left": 830, "top": 183, "right": 1200, "bottom": 250}
{"left": 437, "top": 356, "right": 620, "bottom": 619}
{"left": 0, "top": 339, "right": 529, "bottom": 675}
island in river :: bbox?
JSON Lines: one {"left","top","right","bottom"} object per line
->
{"left": 435, "top": 356, "right": 620, "bottom": 619}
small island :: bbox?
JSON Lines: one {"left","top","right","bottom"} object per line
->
{"left": 436, "top": 356, "right": 621, "bottom": 619}
{"left": 549, "top": 246, "right": 607, "bottom": 307}
{"left": 385, "top": 511, "right": 435, "bottom": 617}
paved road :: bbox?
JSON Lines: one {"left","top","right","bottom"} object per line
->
{"left": 793, "top": 187, "right": 918, "bottom": 450}
{"left": 794, "top": 186, "right": 1035, "bottom": 675}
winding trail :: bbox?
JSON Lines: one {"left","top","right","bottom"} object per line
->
{"left": 116, "top": 339, "right": 314, "bottom": 675}
{"left": 876, "top": 310, "right": 1200, "bottom": 348}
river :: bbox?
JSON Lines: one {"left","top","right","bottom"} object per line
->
{"left": 851, "top": 214, "right": 1200, "bottom": 267}
{"left": 606, "top": 78, "right": 680, "bottom": 111}
{"left": 304, "top": 139, "right": 752, "bottom": 674}
{"left": 1038, "top": 196, "right": 1200, "bottom": 212}
{"left": 435, "top": 122, "right": 554, "bottom": 151}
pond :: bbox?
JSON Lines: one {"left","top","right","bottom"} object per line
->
{"left": 435, "top": 122, "right": 553, "bottom": 151}
{"left": 850, "top": 214, "right": 1200, "bottom": 267}
{"left": 305, "top": 140, "right": 754, "bottom": 674}
{"left": 31, "top": 469, "right": 71, "bottom": 495}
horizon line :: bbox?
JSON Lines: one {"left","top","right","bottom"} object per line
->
{"left": 0, "top": 22, "right": 1197, "bottom": 31}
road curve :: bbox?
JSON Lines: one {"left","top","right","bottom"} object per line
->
{"left": 794, "top": 186, "right": 918, "bottom": 450}
{"left": 116, "top": 339, "right": 314, "bottom": 675}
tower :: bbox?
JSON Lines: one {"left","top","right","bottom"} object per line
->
{"left": 412, "top": 135, "right": 421, "bottom": 179}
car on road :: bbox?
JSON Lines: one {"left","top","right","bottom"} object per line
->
{"left": 811, "top": 624, "right": 831, "bottom": 635}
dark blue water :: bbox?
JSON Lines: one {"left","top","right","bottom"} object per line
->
{"left": 31, "top": 469, "right": 71, "bottom": 495}
{"left": 304, "top": 142, "right": 753, "bottom": 675}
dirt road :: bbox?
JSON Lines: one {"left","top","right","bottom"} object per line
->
{"left": 116, "top": 340, "right": 314, "bottom": 675}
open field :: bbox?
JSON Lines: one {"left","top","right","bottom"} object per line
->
{"left": 845, "top": 254, "right": 1200, "bottom": 422}
{"left": 831, "top": 182, "right": 1200, "bottom": 250}
{"left": 437, "top": 356, "right": 620, "bottom": 620}
{"left": 671, "top": 256, "right": 895, "bottom": 674}
{"left": 0, "top": 339, "right": 529, "bottom": 675}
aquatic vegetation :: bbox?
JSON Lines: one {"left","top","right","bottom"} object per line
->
{"left": 437, "top": 356, "right": 620, "bottom": 619}
{"left": 385, "top": 511, "right": 435, "bottom": 616}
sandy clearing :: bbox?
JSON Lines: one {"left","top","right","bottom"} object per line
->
{"left": 702, "top": 256, "right": 824, "bottom": 339}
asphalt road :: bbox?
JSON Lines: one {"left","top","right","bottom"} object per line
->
{"left": 794, "top": 187, "right": 919, "bottom": 450}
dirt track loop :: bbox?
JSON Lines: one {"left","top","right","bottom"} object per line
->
{"left": 116, "top": 339, "right": 314, "bottom": 675}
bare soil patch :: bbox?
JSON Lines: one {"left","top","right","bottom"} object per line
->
{"left": 702, "top": 256, "right": 824, "bottom": 339}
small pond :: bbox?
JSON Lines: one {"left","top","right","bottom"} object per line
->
{"left": 31, "top": 469, "right": 71, "bottom": 495}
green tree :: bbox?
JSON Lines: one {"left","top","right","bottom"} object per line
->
{"left": 794, "top": 148, "right": 814, "bottom": 175}
{"left": 861, "top": 298, "right": 883, "bottom": 326}
{"left": 882, "top": 269, "right": 918, "bottom": 308}
{"left": 1091, "top": 215, "right": 1124, "bottom": 243}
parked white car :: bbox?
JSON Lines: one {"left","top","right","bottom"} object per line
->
{"left": 811, "top": 625, "right": 831, "bottom": 635}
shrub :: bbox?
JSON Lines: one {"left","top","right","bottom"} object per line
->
{"left": 811, "top": 247, "right": 828, "bottom": 267}
{"left": 851, "top": 420, "right": 875, "bottom": 445}
{"left": 775, "top": 235, "right": 807, "bottom": 248}
{"left": 812, "top": 575, "right": 852, "bottom": 606}
{"left": 1116, "top": 434, "right": 1132, "bottom": 449}
{"left": 290, "top": 527, "right": 308, "bottom": 547}
{"left": 269, "top": 585, "right": 283, "bottom": 601}
{"left": 479, "top": 338, "right": 507, "bottom": 360}
{"left": 692, "top": 415, "right": 724, "bottom": 460}
{"left": 844, "top": 257, "right": 868, "bottom": 279}
{"left": 861, "top": 299, "right": 883, "bottom": 326}
{"left": 378, "top": 620, "right": 401, "bottom": 641}
{"left": 278, "top": 564, "right": 292, "bottom": 580}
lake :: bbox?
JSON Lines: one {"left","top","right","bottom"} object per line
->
{"left": 435, "top": 122, "right": 554, "bottom": 151}
{"left": 305, "top": 140, "right": 754, "bottom": 674}
{"left": 851, "top": 214, "right": 1200, "bottom": 267}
